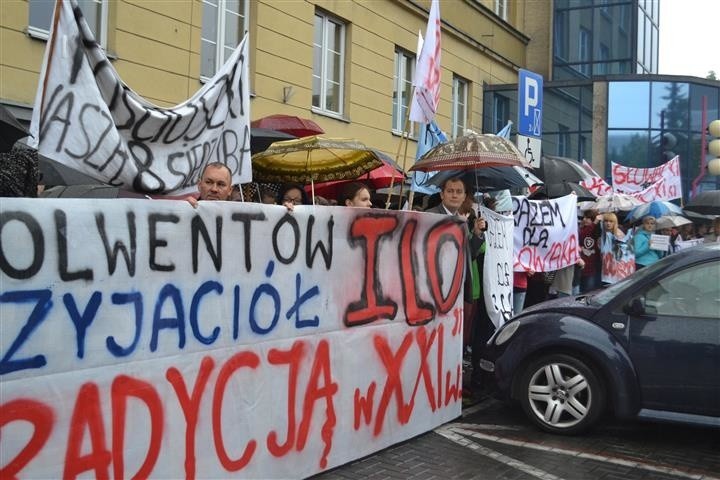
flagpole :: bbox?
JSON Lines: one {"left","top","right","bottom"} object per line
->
{"left": 39, "top": 0, "right": 64, "bottom": 120}
{"left": 386, "top": 89, "right": 414, "bottom": 209}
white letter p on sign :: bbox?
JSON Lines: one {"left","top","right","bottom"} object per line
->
{"left": 524, "top": 78, "right": 538, "bottom": 116}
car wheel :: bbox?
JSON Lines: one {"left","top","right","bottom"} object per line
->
{"left": 518, "top": 353, "right": 605, "bottom": 435}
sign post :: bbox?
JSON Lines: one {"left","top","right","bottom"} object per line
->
{"left": 517, "top": 69, "right": 543, "bottom": 168}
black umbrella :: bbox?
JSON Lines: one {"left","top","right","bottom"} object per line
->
{"left": 39, "top": 156, "right": 102, "bottom": 186}
{"left": 250, "top": 127, "right": 296, "bottom": 154}
{"left": 536, "top": 155, "right": 594, "bottom": 183}
{"left": 528, "top": 181, "right": 597, "bottom": 202}
{"left": 0, "top": 105, "right": 30, "bottom": 152}
{"left": 684, "top": 190, "right": 720, "bottom": 216}
{"left": 424, "top": 166, "right": 542, "bottom": 192}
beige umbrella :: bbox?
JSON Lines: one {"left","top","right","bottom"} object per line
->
{"left": 655, "top": 215, "right": 692, "bottom": 230}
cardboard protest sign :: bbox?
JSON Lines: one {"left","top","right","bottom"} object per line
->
{"left": 0, "top": 200, "right": 463, "bottom": 479}
{"left": 600, "top": 231, "right": 635, "bottom": 283}
{"left": 611, "top": 156, "right": 681, "bottom": 200}
{"left": 29, "top": 0, "right": 251, "bottom": 194}
{"left": 480, "top": 207, "right": 514, "bottom": 328}
{"left": 512, "top": 194, "right": 579, "bottom": 272}
{"left": 650, "top": 234, "right": 670, "bottom": 251}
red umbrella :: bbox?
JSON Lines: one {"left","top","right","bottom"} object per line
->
{"left": 251, "top": 114, "right": 324, "bottom": 138}
{"left": 304, "top": 159, "right": 405, "bottom": 199}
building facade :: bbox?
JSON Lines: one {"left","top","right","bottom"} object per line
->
{"left": 2, "top": 0, "right": 718, "bottom": 196}
{"left": 1, "top": 0, "right": 530, "bottom": 162}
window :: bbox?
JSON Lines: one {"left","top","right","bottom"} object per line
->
{"left": 451, "top": 76, "right": 468, "bottom": 138}
{"left": 639, "top": 262, "right": 720, "bottom": 319}
{"left": 597, "top": 44, "right": 610, "bottom": 75}
{"left": 494, "top": 0, "right": 508, "bottom": 21}
{"left": 201, "top": 0, "right": 248, "bottom": 79}
{"left": 579, "top": 135, "right": 587, "bottom": 160}
{"left": 493, "top": 95, "right": 509, "bottom": 133}
{"left": 392, "top": 49, "right": 414, "bottom": 135}
{"left": 554, "top": 10, "right": 567, "bottom": 59}
{"left": 578, "top": 28, "right": 590, "bottom": 76}
{"left": 558, "top": 125, "right": 570, "bottom": 156}
{"left": 29, "top": 0, "right": 107, "bottom": 46}
{"left": 313, "top": 11, "right": 346, "bottom": 116}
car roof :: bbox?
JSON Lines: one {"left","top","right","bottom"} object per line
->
{"left": 662, "top": 243, "right": 720, "bottom": 268}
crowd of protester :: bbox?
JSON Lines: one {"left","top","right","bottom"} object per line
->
{"left": 4, "top": 155, "right": 720, "bottom": 407}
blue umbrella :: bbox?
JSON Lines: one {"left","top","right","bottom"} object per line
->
{"left": 626, "top": 200, "right": 683, "bottom": 222}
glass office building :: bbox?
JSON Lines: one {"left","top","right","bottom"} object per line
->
{"left": 484, "top": 0, "right": 720, "bottom": 198}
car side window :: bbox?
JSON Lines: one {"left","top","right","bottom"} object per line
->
{"left": 636, "top": 261, "right": 720, "bottom": 319}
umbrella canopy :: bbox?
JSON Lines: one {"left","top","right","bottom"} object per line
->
{"left": 585, "top": 192, "right": 644, "bottom": 213}
{"left": 655, "top": 215, "right": 692, "bottom": 230}
{"left": 684, "top": 190, "right": 720, "bottom": 216}
{"left": 528, "top": 181, "right": 596, "bottom": 202}
{"left": 425, "top": 165, "right": 542, "bottom": 192}
{"left": 251, "top": 114, "right": 324, "bottom": 138}
{"left": 250, "top": 127, "right": 296, "bottom": 154}
{"left": 536, "top": 155, "right": 594, "bottom": 183}
{"left": 626, "top": 200, "right": 683, "bottom": 222}
{"left": 409, "top": 133, "right": 531, "bottom": 172}
{"left": 0, "top": 105, "right": 30, "bottom": 153}
{"left": 251, "top": 136, "right": 383, "bottom": 184}
{"left": 304, "top": 156, "right": 404, "bottom": 199}
{"left": 39, "top": 155, "right": 102, "bottom": 186}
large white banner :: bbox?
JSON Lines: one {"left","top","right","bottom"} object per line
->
{"left": 512, "top": 194, "right": 579, "bottom": 272}
{"left": 0, "top": 200, "right": 463, "bottom": 479}
{"left": 580, "top": 160, "right": 613, "bottom": 196}
{"left": 481, "top": 207, "right": 514, "bottom": 328}
{"left": 29, "top": 0, "right": 251, "bottom": 194}
{"left": 611, "top": 156, "right": 682, "bottom": 200}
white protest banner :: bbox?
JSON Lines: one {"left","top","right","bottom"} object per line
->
{"left": 676, "top": 237, "right": 705, "bottom": 250}
{"left": 611, "top": 156, "right": 682, "bottom": 200}
{"left": 409, "top": 0, "right": 441, "bottom": 124}
{"left": 29, "top": 0, "right": 251, "bottom": 195}
{"left": 0, "top": 200, "right": 463, "bottom": 479}
{"left": 512, "top": 194, "right": 579, "bottom": 272}
{"left": 480, "top": 207, "right": 514, "bottom": 328}
{"left": 627, "top": 175, "right": 683, "bottom": 203}
{"left": 650, "top": 234, "right": 670, "bottom": 251}
{"left": 600, "top": 231, "right": 635, "bottom": 283}
{"left": 580, "top": 160, "right": 613, "bottom": 196}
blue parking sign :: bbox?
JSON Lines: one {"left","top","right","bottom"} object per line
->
{"left": 517, "top": 69, "right": 543, "bottom": 138}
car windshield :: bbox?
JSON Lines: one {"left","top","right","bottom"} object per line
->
{"left": 588, "top": 257, "right": 669, "bottom": 306}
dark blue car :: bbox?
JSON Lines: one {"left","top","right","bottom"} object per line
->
{"left": 480, "top": 243, "right": 720, "bottom": 434}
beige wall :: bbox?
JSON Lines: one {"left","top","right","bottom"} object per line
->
{"left": 0, "top": 0, "right": 529, "bottom": 159}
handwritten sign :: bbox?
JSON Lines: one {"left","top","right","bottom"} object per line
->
{"left": 611, "top": 156, "right": 681, "bottom": 200}
{"left": 29, "top": 0, "right": 251, "bottom": 194}
{"left": 0, "top": 199, "right": 463, "bottom": 478}
{"left": 650, "top": 234, "right": 670, "bottom": 251}
{"left": 481, "top": 207, "right": 514, "bottom": 328}
{"left": 512, "top": 194, "right": 579, "bottom": 272}
{"left": 600, "top": 231, "right": 635, "bottom": 284}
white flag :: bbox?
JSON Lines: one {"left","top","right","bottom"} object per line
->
{"left": 29, "top": 0, "right": 251, "bottom": 194}
{"left": 409, "top": 0, "right": 441, "bottom": 124}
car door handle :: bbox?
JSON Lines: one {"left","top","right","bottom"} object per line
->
{"left": 612, "top": 322, "right": 625, "bottom": 330}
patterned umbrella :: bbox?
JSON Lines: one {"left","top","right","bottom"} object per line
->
{"left": 586, "top": 192, "right": 644, "bottom": 213}
{"left": 251, "top": 136, "right": 383, "bottom": 184}
{"left": 409, "top": 133, "right": 530, "bottom": 172}
{"left": 655, "top": 215, "right": 692, "bottom": 230}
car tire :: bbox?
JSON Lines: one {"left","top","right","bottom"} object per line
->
{"left": 518, "top": 353, "right": 605, "bottom": 435}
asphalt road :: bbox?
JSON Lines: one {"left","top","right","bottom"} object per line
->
{"left": 314, "top": 398, "right": 720, "bottom": 480}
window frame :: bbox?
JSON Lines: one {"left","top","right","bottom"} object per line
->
{"left": 200, "top": 0, "right": 249, "bottom": 81}
{"left": 28, "top": 0, "right": 108, "bottom": 48}
{"left": 392, "top": 48, "right": 415, "bottom": 136}
{"left": 558, "top": 124, "right": 570, "bottom": 156}
{"left": 451, "top": 75, "right": 469, "bottom": 139}
{"left": 312, "top": 11, "right": 346, "bottom": 117}
{"left": 578, "top": 27, "right": 591, "bottom": 76}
